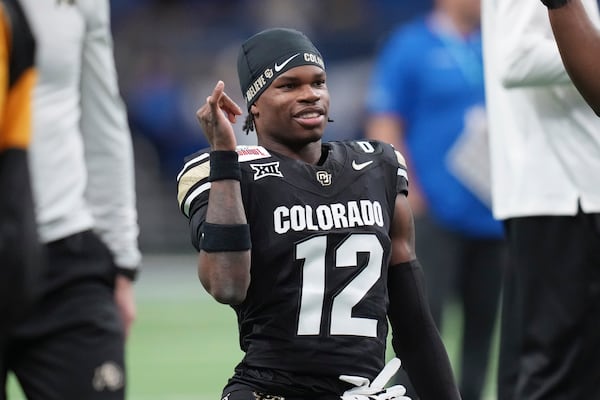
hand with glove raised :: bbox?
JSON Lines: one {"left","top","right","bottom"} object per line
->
{"left": 339, "top": 358, "right": 411, "bottom": 400}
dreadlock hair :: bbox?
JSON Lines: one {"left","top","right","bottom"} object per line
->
{"left": 242, "top": 113, "right": 255, "bottom": 134}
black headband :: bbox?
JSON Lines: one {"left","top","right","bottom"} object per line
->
{"left": 237, "top": 28, "right": 325, "bottom": 109}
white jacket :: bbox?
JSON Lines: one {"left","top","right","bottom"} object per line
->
{"left": 21, "top": 0, "right": 141, "bottom": 272}
{"left": 482, "top": 0, "right": 600, "bottom": 219}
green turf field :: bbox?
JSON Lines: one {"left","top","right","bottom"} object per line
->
{"left": 7, "top": 254, "right": 498, "bottom": 400}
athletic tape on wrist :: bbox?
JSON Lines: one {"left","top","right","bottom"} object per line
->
{"left": 200, "top": 222, "right": 251, "bottom": 252}
{"left": 209, "top": 151, "right": 241, "bottom": 182}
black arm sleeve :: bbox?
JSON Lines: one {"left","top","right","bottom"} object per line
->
{"left": 189, "top": 210, "right": 204, "bottom": 252}
{"left": 388, "top": 260, "right": 461, "bottom": 400}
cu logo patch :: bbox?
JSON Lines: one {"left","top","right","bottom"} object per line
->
{"left": 316, "top": 170, "right": 331, "bottom": 186}
{"left": 92, "top": 362, "right": 124, "bottom": 392}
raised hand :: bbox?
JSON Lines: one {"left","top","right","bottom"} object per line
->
{"left": 196, "top": 80, "right": 243, "bottom": 151}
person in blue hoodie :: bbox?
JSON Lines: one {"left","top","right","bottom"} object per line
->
{"left": 365, "top": 0, "right": 505, "bottom": 399}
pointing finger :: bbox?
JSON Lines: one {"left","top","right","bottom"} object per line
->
{"left": 207, "top": 81, "right": 225, "bottom": 113}
{"left": 207, "top": 81, "right": 243, "bottom": 119}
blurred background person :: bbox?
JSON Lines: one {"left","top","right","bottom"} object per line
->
{"left": 365, "top": 0, "right": 505, "bottom": 398}
{"left": 482, "top": 0, "right": 600, "bottom": 398}
{"left": 542, "top": 0, "right": 600, "bottom": 115}
{"left": 0, "top": 0, "right": 39, "bottom": 338}
{"left": 2, "top": 1, "right": 141, "bottom": 399}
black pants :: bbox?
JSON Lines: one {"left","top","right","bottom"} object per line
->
{"left": 396, "top": 215, "right": 505, "bottom": 400}
{"left": 498, "top": 213, "right": 600, "bottom": 400}
{"left": 0, "top": 230, "right": 125, "bottom": 400}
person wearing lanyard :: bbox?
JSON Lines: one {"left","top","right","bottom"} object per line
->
{"left": 365, "top": 0, "right": 505, "bottom": 399}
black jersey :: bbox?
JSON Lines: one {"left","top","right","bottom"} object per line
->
{"left": 177, "top": 140, "right": 409, "bottom": 396}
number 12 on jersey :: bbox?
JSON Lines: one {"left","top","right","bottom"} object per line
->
{"left": 295, "top": 233, "right": 384, "bottom": 338}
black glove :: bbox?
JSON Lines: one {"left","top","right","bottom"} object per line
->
{"left": 540, "top": 0, "right": 571, "bottom": 9}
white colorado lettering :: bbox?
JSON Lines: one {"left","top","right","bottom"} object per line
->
{"left": 303, "top": 52, "right": 324, "bottom": 68}
{"left": 273, "top": 200, "right": 384, "bottom": 234}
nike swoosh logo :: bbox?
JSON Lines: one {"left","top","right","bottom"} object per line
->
{"left": 352, "top": 160, "right": 374, "bottom": 170}
{"left": 274, "top": 53, "right": 300, "bottom": 72}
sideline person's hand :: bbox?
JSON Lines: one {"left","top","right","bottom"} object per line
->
{"left": 196, "top": 80, "right": 243, "bottom": 151}
{"left": 540, "top": 0, "right": 570, "bottom": 9}
{"left": 114, "top": 275, "right": 136, "bottom": 338}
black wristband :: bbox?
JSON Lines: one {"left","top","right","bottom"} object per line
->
{"left": 541, "top": 0, "right": 570, "bottom": 9}
{"left": 200, "top": 222, "right": 251, "bottom": 252}
{"left": 209, "top": 151, "right": 241, "bottom": 182}
{"left": 116, "top": 266, "right": 139, "bottom": 281}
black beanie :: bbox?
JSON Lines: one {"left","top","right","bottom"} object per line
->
{"left": 237, "top": 28, "right": 325, "bottom": 110}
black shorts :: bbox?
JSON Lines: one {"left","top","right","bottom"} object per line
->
{"left": 0, "top": 230, "right": 125, "bottom": 400}
{"left": 222, "top": 385, "right": 340, "bottom": 400}
{"left": 223, "top": 360, "right": 356, "bottom": 400}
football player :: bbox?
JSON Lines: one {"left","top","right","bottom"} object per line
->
{"left": 177, "top": 28, "right": 461, "bottom": 400}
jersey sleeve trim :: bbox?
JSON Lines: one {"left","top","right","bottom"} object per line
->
{"left": 176, "top": 152, "right": 209, "bottom": 181}
{"left": 182, "top": 182, "right": 211, "bottom": 218}
{"left": 177, "top": 152, "right": 211, "bottom": 218}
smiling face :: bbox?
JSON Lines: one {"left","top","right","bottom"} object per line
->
{"left": 251, "top": 64, "right": 330, "bottom": 154}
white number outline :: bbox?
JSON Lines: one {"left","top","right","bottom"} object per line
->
{"left": 296, "top": 233, "right": 383, "bottom": 337}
